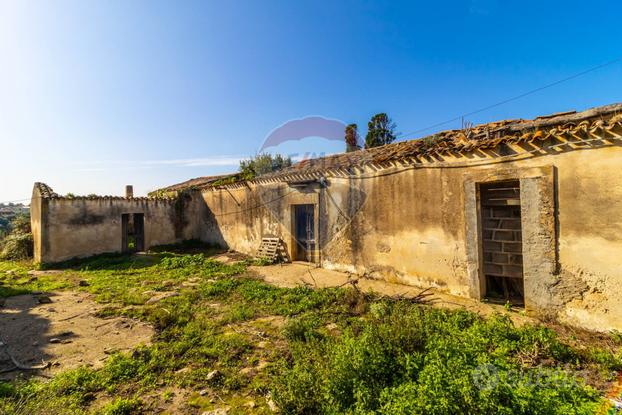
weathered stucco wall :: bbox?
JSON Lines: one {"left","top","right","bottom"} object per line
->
{"left": 31, "top": 186, "right": 44, "bottom": 264}
{"left": 32, "top": 187, "right": 205, "bottom": 264}
{"left": 30, "top": 138, "right": 622, "bottom": 331}
{"left": 199, "top": 182, "right": 317, "bottom": 258}
{"left": 547, "top": 148, "right": 622, "bottom": 331}
{"left": 200, "top": 145, "right": 622, "bottom": 331}
{"left": 317, "top": 168, "right": 469, "bottom": 297}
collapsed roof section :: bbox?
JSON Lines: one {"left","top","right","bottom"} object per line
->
{"left": 149, "top": 173, "right": 241, "bottom": 196}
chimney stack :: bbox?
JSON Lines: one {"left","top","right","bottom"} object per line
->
{"left": 125, "top": 185, "right": 134, "bottom": 198}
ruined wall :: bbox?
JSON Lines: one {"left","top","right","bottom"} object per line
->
{"left": 321, "top": 168, "right": 468, "bottom": 294}
{"left": 32, "top": 185, "right": 204, "bottom": 263}
{"left": 546, "top": 148, "right": 622, "bottom": 331}
{"left": 200, "top": 169, "right": 473, "bottom": 295}
{"left": 461, "top": 147, "right": 622, "bottom": 332}
{"left": 30, "top": 185, "right": 44, "bottom": 264}
{"left": 200, "top": 145, "right": 622, "bottom": 331}
{"left": 199, "top": 182, "right": 318, "bottom": 259}
{"left": 32, "top": 144, "right": 621, "bottom": 330}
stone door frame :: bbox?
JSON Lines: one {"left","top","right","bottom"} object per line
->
{"left": 464, "top": 165, "right": 557, "bottom": 315}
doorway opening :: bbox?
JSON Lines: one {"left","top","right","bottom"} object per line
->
{"left": 122, "top": 213, "right": 145, "bottom": 253}
{"left": 292, "top": 204, "right": 316, "bottom": 262}
{"left": 479, "top": 181, "right": 524, "bottom": 305}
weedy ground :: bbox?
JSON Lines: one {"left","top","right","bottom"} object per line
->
{"left": 0, "top": 247, "right": 621, "bottom": 415}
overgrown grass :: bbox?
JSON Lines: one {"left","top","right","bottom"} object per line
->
{"left": 0, "top": 252, "right": 621, "bottom": 414}
{"left": 0, "top": 261, "right": 70, "bottom": 297}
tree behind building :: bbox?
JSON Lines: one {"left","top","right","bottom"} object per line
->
{"left": 239, "top": 153, "right": 293, "bottom": 180}
{"left": 345, "top": 123, "right": 361, "bottom": 152}
{"left": 365, "top": 113, "right": 397, "bottom": 149}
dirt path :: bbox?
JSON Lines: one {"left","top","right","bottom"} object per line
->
{"left": 0, "top": 291, "right": 153, "bottom": 379}
{"left": 238, "top": 259, "right": 538, "bottom": 324}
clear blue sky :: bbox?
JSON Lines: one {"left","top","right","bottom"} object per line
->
{"left": 1, "top": 0, "right": 621, "bottom": 202}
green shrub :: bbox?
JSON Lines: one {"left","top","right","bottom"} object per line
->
{"left": 6, "top": 213, "right": 30, "bottom": 234}
{"left": 582, "top": 347, "right": 622, "bottom": 371}
{"left": 0, "top": 232, "right": 33, "bottom": 260}
{"left": 0, "top": 212, "right": 33, "bottom": 260}
{"left": 283, "top": 314, "right": 325, "bottom": 342}
{"left": 253, "top": 257, "right": 275, "bottom": 266}
{"left": 273, "top": 303, "right": 603, "bottom": 414}
{"left": 1, "top": 251, "right": 617, "bottom": 414}
{"left": 49, "top": 366, "right": 101, "bottom": 397}
{"left": 271, "top": 344, "right": 327, "bottom": 414}
{"left": 239, "top": 153, "right": 292, "bottom": 180}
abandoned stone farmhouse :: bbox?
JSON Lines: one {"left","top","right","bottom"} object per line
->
{"left": 31, "top": 103, "right": 622, "bottom": 331}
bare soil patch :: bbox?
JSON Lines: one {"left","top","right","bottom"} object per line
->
{"left": 0, "top": 290, "right": 153, "bottom": 379}
{"left": 212, "top": 251, "right": 251, "bottom": 264}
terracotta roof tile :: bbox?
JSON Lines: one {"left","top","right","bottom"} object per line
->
{"left": 256, "top": 102, "right": 622, "bottom": 180}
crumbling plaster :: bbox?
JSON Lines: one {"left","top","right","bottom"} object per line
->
{"left": 31, "top": 139, "right": 622, "bottom": 331}
{"left": 199, "top": 144, "right": 622, "bottom": 331}
{"left": 31, "top": 187, "right": 204, "bottom": 264}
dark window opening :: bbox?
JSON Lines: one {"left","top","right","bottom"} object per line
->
{"left": 122, "top": 213, "right": 145, "bottom": 253}
{"left": 293, "top": 204, "right": 316, "bottom": 262}
{"left": 479, "top": 181, "right": 524, "bottom": 305}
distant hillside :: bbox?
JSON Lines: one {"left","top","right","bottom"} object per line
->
{"left": 0, "top": 204, "right": 29, "bottom": 237}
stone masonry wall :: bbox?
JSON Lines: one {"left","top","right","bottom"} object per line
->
{"left": 31, "top": 185, "right": 204, "bottom": 264}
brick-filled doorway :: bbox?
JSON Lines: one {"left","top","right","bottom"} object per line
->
{"left": 479, "top": 181, "right": 524, "bottom": 305}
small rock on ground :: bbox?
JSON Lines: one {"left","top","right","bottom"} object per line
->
{"left": 145, "top": 291, "right": 179, "bottom": 304}
{"left": 206, "top": 369, "right": 220, "bottom": 381}
{"left": 266, "top": 393, "right": 278, "bottom": 412}
{"left": 36, "top": 295, "right": 53, "bottom": 304}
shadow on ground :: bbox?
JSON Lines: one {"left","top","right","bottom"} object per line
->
{"left": 45, "top": 241, "right": 227, "bottom": 271}
{"left": 0, "top": 291, "right": 153, "bottom": 381}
